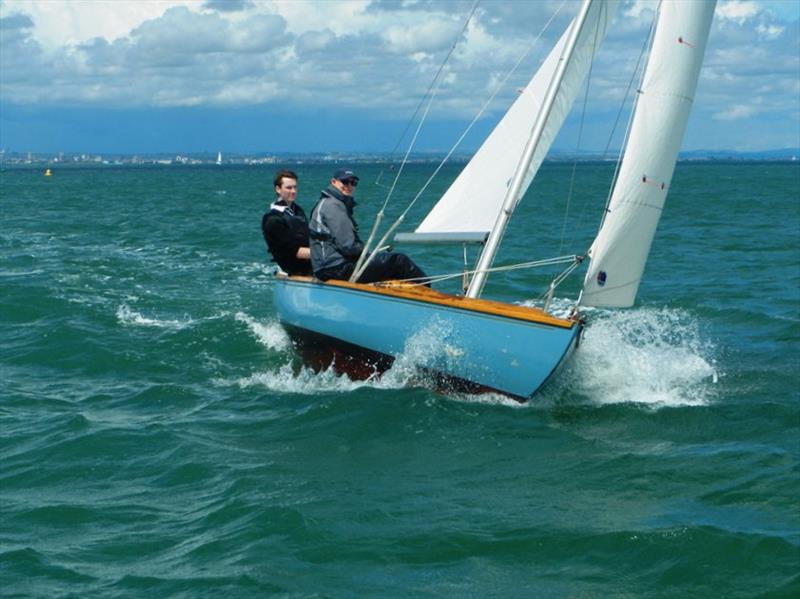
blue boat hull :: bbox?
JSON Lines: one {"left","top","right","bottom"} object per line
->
{"left": 273, "top": 277, "right": 581, "bottom": 400}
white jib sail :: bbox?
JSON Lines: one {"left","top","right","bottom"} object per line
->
{"left": 580, "top": 0, "right": 716, "bottom": 308}
{"left": 413, "top": 0, "right": 618, "bottom": 238}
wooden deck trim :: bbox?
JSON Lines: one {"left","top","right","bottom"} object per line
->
{"left": 277, "top": 275, "right": 576, "bottom": 329}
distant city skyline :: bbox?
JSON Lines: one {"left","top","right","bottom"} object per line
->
{"left": 4, "top": 146, "right": 797, "bottom": 169}
{"left": 1, "top": 0, "right": 798, "bottom": 154}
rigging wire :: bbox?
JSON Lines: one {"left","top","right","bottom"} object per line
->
{"left": 352, "top": 0, "right": 569, "bottom": 282}
{"left": 375, "top": 254, "right": 580, "bottom": 289}
{"left": 350, "top": 0, "right": 480, "bottom": 281}
{"left": 558, "top": 1, "right": 660, "bottom": 260}
{"left": 557, "top": 9, "right": 603, "bottom": 256}
{"left": 591, "top": 0, "right": 662, "bottom": 240}
{"left": 394, "top": 0, "right": 569, "bottom": 220}
{"left": 373, "top": 1, "right": 480, "bottom": 189}
{"left": 600, "top": 7, "right": 659, "bottom": 161}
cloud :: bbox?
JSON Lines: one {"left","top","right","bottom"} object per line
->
{"left": 382, "top": 17, "right": 463, "bottom": 54}
{"left": 295, "top": 29, "right": 336, "bottom": 53}
{"left": 713, "top": 104, "right": 758, "bottom": 120}
{"left": 716, "top": 0, "right": 760, "bottom": 24}
{"left": 1, "top": 0, "right": 193, "bottom": 50}
{"left": 0, "top": 0, "right": 495, "bottom": 114}
{"left": 0, "top": 5, "right": 295, "bottom": 107}
{"left": 130, "top": 7, "right": 234, "bottom": 56}
{"left": 129, "top": 7, "right": 287, "bottom": 56}
{"left": 0, "top": 0, "right": 626, "bottom": 116}
{"left": 0, "top": 0, "right": 798, "bottom": 151}
{"left": 0, "top": 11, "right": 33, "bottom": 44}
{"left": 0, "top": 12, "right": 34, "bottom": 30}
{"left": 203, "top": 0, "right": 253, "bottom": 12}
{"left": 756, "top": 22, "right": 784, "bottom": 40}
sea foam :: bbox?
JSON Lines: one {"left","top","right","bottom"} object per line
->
{"left": 227, "top": 363, "right": 377, "bottom": 395}
{"left": 567, "top": 306, "right": 719, "bottom": 408}
{"left": 234, "top": 313, "right": 290, "bottom": 352}
{"left": 230, "top": 305, "right": 718, "bottom": 407}
{"left": 115, "top": 304, "right": 195, "bottom": 330}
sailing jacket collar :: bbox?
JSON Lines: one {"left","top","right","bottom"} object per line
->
{"left": 270, "top": 199, "right": 297, "bottom": 215}
{"left": 320, "top": 185, "right": 356, "bottom": 214}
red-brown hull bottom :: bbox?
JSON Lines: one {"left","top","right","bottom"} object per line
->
{"left": 283, "top": 323, "right": 526, "bottom": 402}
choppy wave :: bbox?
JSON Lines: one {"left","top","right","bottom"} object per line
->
{"left": 380, "top": 316, "right": 454, "bottom": 384}
{"left": 566, "top": 306, "right": 719, "bottom": 408}
{"left": 222, "top": 316, "right": 531, "bottom": 406}
{"left": 216, "top": 357, "right": 414, "bottom": 397}
{"left": 229, "top": 304, "right": 719, "bottom": 408}
{"left": 218, "top": 361, "right": 528, "bottom": 407}
{"left": 116, "top": 304, "right": 196, "bottom": 329}
{"left": 519, "top": 295, "right": 575, "bottom": 319}
{"left": 220, "top": 316, "right": 445, "bottom": 396}
{"left": 3, "top": 162, "right": 797, "bottom": 599}
{"left": 234, "top": 313, "right": 290, "bottom": 352}
{"left": 232, "top": 262, "right": 276, "bottom": 277}
{"left": 216, "top": 363, "right": 377, "bottom": 395}
{"left": 116, "top": 304, "right": 231, "bottom": 332}
{"left": 447, "top": 391, "right": 530, "bottom": 408}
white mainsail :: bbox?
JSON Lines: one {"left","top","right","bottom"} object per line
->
{"left": 580, "top": 0, "right": 716, "bottom": 308}
{"left": 412, "top": 0, "right": 618, "bottom": 239}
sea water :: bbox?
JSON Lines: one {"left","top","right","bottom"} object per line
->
{"left": 1, "top": 162, "right": 798, "bottom": 597}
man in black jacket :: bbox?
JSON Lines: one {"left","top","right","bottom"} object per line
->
{"left": 261, "top": 169, "right": 312, "bottom": 275}
{"left": 309, "top": 168, "right": 427, "bottom": 284}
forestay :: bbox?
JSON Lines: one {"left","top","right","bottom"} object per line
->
{"left": 581, "top": 1, "right": 716, "bottom": 308}
{"left": 408, "top": 0, "right": 618, "bottom": 241}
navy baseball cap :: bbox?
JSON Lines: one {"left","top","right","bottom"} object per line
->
{"left": 333, "top": 169, "right": 359, "bottom": 182}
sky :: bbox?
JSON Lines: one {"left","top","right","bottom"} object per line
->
{"left": 0, "top": 0, "right": 798, "bottom": 154}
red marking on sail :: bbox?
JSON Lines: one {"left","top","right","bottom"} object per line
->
{"left": 678, "top": 36, "right": 695, "bottom": 48}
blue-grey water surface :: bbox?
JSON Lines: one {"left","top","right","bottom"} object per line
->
{"left": 1, "top": 162, "right": 798, "bottom": 598}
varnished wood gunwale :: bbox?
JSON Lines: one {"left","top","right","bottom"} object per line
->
{"left": 277, "top": 275, "right": 576, "bottom": 329}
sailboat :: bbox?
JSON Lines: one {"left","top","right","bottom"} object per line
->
{"left": 273, "top": 0, "right": 716, "bottom": 401}
{"left": 216, "top": 151, "right": 222, "bottom": 165}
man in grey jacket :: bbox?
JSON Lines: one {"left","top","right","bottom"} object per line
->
{"left": 309, "top": 168, "right": 427, "bottom": 284}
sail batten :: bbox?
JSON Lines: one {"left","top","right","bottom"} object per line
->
{"left": 581, "top": 1, "right": 716, "bottom": 308}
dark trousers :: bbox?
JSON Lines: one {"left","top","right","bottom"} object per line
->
{"left": 316, "top": 251, "right": 427, "bottom": 284}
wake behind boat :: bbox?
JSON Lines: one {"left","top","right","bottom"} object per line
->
{"left": 273, "top": 0, "right": 716, "bottom": 401}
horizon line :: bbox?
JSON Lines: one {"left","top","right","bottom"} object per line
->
{"left": 2, "top": 147, "right": 798, "bottom": 157}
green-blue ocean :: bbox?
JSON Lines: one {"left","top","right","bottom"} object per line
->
{"left": 2, "top": 161, "right": 798, "bottom": 598}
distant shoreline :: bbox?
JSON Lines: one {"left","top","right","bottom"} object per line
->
{"left": 1, "top": 149, "right": 798, "bottom": 169}
{"left": 1, "top": 155, "right": 798, "bottom": 170}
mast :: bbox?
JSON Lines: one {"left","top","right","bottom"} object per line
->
{"left": 466, "top": 0, "right": 595, "bottom": 299}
